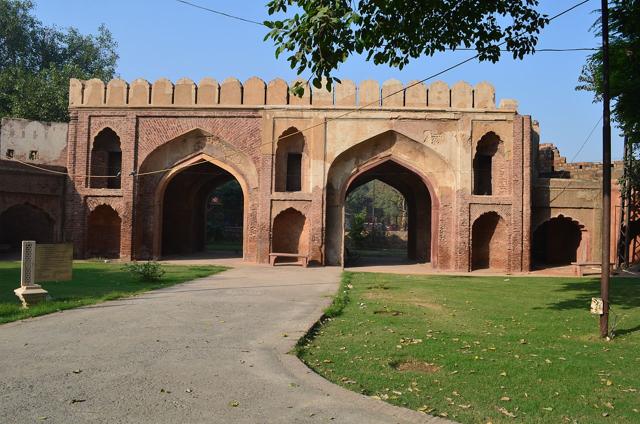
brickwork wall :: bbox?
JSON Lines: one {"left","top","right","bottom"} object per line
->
{"left": 60, "top": 76, "right": 561, "bottom": 272}
{"left": 0, "top": 160, "right": 66, "bottom": 247}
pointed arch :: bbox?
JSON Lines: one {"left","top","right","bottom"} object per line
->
{"left": 90, "top": 127, "right": 122, "bottom": 189}
{"left": 151, "top": 153, "right": 250, "bottom": 259}
{"left": 532, "top": 214, "right": 586, "bottom": 265}
{"left": 0, "top": 203, "right": 54, "bottom": 248}
{"left": 325, "top": 130, "right": 453, "bottom": 267}
{"left": 271, "top": 207, "right": 309, "bottom": 255}
{"left": 471, "top": 211, "right": 507, "bottom": 271}
{"left": 274, "top": 127, "right": 308, "bottom": 192}
{"left": 87, "top": 204, "right": 121, "bottom": 258}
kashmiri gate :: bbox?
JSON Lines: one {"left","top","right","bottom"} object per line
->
{"left": 59, "top": 76, "right": 611, "bottom": 272}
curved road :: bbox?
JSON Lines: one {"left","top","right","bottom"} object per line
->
{"left": 0, "top": 263, "right": 448, "bottom": 423}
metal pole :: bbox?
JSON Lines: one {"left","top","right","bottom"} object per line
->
{"left": 624, "top": 137, "right": 632, "bottom": 268}
{"left": 600, "top": 0, "right": 611, "bottom": 339}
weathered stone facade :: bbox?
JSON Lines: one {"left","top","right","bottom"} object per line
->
{"left": 0, "top": 78, "right": 624, "bottom": 271}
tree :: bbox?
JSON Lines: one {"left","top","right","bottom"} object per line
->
{"left": 264, "top": 0, "right": 548, "bottom": 93}
{"left": 0, "top": 0, "right": 118, "bottom": 122}
{"left": 577, "top": 0, "right": 640, "bottom": 145}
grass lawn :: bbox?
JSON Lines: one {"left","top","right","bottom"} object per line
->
{"left": 297, "top": 272, "right": 640, "bottom": 423}
{"left": 0, "top": 261, "right": 226, "bottom": 324}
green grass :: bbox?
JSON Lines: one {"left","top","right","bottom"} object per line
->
{"left": 297, "top": 272, "right": 640, "bottom": 423}
{"left": 0, "top": 261, "right": 226, "bottom": 324}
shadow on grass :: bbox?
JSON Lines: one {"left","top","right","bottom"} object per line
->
{"left": 545, "top": 277, "right": 640, "bottom": 311}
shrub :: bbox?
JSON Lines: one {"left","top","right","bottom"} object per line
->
{"left": 122, "top": 261, "right": 165, "bottom": 282}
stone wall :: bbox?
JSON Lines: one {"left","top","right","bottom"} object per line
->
{"left": 532, "top": 142, "right": 624, "bottom": 266}
{"left": 0, "top": 118, "right": 68, "bottom": 167}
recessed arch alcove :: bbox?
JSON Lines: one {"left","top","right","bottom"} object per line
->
{"left": 532, "top": 215, "right": 585, "bottom": 266}
{"left": 87, "top": 204, "right": 121, "bottom": 258}
{"left": 0, "top": 203, "right": 54, "bottom": 248}
{"left": 471, "top": 211, "right": 507, "bottom": 271}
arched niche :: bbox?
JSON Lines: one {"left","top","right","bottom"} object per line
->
{"left": 274, "top": 127, "right": 308, "bottom": 192}
{"left": 90, "top": 128, "right": 122, "bottom": 189}
{"left": 271, "top": 207, "right": 308, "bottom": 255}
{"left": 471, "top": 211, "right": 507, "bottom": 271}
{"left": 473, "top": 131, "right": 501, "bottom": 195}
{"left": 87, "top": 204, "right": 121, "bottom": 258}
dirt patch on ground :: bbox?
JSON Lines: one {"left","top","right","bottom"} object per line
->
{"left": 392, "top": 359, "right": 441, "bottom": 374}
{"left": 373, "top": 310, "right": 403, "bottom": 316}
{"left": 363, "top": 291, "right": 445, "bottom": 311}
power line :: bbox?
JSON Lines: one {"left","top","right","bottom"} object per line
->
{"left": 174, "top": 0, "right": 596, "bottom": 54}
{"left": 549, "top": 116, "right": 603, "bottom": 203}
{"left": 8, "top": 0, "right": 594, "bottom": 180}
{"left": 175, "top": 0, "right": 265, "bottom": 26}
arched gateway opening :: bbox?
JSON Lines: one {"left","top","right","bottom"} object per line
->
{"left": 532, "top": 215, "right": 584, "bottom": 266}
{"left": 0, "top": 204, "right": 54, "bottom": 249}
{"left": 160, "top": 161, "right": 244, "bottom": 258}
{"left": 343, "top": 160, "right": 432, "bottom": 266}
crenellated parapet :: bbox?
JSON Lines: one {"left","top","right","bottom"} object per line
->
{"left": 69, "top": 77, "right": 518, "bottom": 111}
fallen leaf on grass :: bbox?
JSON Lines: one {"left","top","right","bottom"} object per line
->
{"left": 500, "top": 397, "right": 511, "bottom": 401}
{"left": 497, "top": 407, "right": 516, "bottom": 418}
{"left": 500, "top": 371, "right": 507, "bottom": 377}
{"left": 417, "top": 405, "right": 435, "bottom": 414}
{"left": 542, "top": 407, "right": 553, "bottom": 411}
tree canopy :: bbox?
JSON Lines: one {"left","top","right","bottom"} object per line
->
{"left": 577, "top": 0, "right": 640, "bottom": 144}
{"left": 0, "top": 0, "right": 118, "bottom": 122}
{"left": 264, "top": 0, "right": 548, "bottom": 93}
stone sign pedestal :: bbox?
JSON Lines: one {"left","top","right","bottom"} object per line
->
{"left": 14, "top": 241, "right": 50, "bottom": 308}
{"left": 14, "top": 285, "right": 50, "bottom": 308}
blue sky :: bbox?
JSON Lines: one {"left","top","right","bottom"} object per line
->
{"left": 32, "top": 0, "right": 621, "bottom": 161}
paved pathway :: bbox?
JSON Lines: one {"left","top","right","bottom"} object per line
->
{"left": 0, "top": 263, "right": 448, "bottom": 423}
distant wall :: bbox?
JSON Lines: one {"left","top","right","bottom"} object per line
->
{"left": 0, "top": 118, "right": 68, "bottom": 167}
{"left": 70, "top": 77, "right": 519, "bottom": 111}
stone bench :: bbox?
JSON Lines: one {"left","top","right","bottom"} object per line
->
{"left": 269, "top": 252, "right": 309, "bottom": 267}
{"left": 572, "top": 261, "right": 614, "bottom": 277}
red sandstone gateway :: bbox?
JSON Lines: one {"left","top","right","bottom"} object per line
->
{"left": 0, "top": 77, "right": 625, "bottom": 271}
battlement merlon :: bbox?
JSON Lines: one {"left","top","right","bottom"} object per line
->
{"left": 68, "top": 77, "right": 519, "bottom": 111}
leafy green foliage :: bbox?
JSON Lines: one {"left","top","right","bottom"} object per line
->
{"left": 264, "top": 0, "right": 548, "bottom": 93}
{"left": 577, "top": 1, "right": 640, "bottom": 144}
{"left": 0, "top": 0, "right": 118, "bottom": 121}
{"left": 121, "top": 261, "right": 166, "bottom": 282}
{"left": 299, "top": 272, "right": 640, "bottom": 422}
{"left": 347, "top": 180, "right": 406, "bottom": 228}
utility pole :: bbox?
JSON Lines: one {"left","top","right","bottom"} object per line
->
{"left": 600, "top": 0, "right": 611, "bottom": 339}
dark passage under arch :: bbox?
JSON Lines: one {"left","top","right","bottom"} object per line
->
{"left": 532, "top": 215, "right": 582, "bottom": 266}
{"left": 161, "top": 161, "right": 244, "bottom": 257}
{"left": 344, "top": 160, "right": 432, "bottom": 266}
{"left": 0, "top": 204, "right": 54, "bottom": 249}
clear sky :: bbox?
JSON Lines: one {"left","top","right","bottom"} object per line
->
{"left": 32, "top": 0, "right": 621, "bottom": 161}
